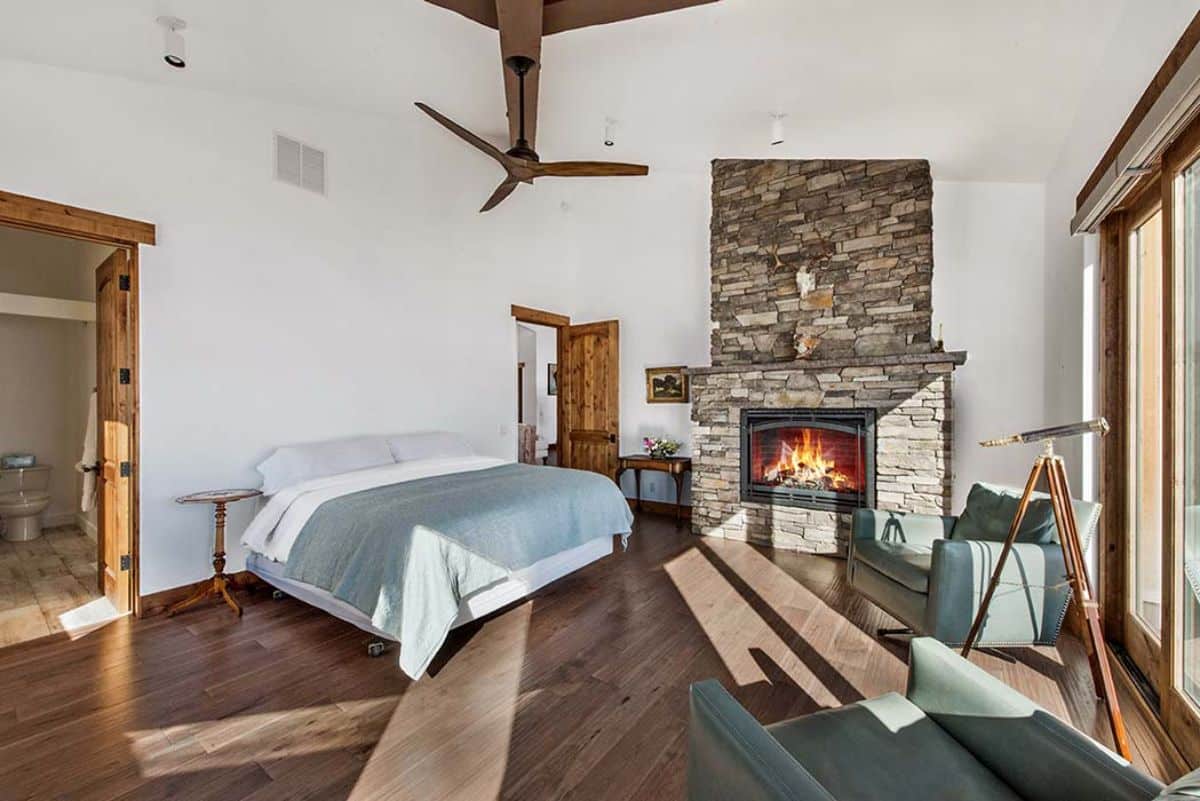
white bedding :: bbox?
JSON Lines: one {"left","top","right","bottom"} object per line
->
{"left": 241, "top": 455, "right": 509, "bottom": 563}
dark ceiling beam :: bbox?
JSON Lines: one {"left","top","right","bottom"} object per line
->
{"left": 424, "top": 0, "right": 498, "bottom": 29}
{"left": 496, "top": 0, "right": 543, "bottom": 150}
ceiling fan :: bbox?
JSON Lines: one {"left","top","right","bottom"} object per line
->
{"left": 418, "top": 0, "right": 719, "bottom": 211}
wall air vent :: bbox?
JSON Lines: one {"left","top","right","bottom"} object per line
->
{"left": 274, "top": 133, "right": 326, "bottom": 195}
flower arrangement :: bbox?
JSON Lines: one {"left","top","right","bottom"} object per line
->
{"left": 643, "top": 437, "right": 681, "bottom": 459}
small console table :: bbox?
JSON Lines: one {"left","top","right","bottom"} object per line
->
{"left": 616, "top": 455, "right": 692, "bottom": 526}
{"left": 168, "top": 488, "right": 262, "bottom": 619}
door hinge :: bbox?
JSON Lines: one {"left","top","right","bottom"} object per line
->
{"left": 119, "top": 554, "right": 131, "bottom": 571}
{"left": 119, "top": 461, "right": 132, "bottom": 478}
{"left": 119, "top": 368, "right": 131, "bottom": 385}
{"left": 118, "top": 274, "right": 131, "bottom": 291}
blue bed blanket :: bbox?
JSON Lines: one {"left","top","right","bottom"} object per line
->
{"left": 283, "top": 462, "right": 634, "bottom": 677}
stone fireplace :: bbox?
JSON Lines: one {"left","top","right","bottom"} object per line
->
{"left": 690, "top": 158, "right": 966, "bottom": 554}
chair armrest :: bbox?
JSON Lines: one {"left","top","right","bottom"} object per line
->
{"left": 905, "top": 638, "right": 1161, "bottom": 801}
{"left": 851, "top": 508, "right": 956, "bottom": 546}
{"left": 924, "top": 538, "right": 1071, "bottom": 646}
{"left": 687, "top": 680, "right": 836, "bottom": 801}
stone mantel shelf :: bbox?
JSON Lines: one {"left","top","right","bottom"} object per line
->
{"left": 686, "top": 350, "right": 968, "bottom": 377}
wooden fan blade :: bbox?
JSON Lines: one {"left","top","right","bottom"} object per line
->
{"left": 543, "top": 0, "right": 719, "bottom": 35}
{"left": 480, "top": 179, "right": 520, "bottom": 212}
{"left": 497, "top": 0, "right": 543, "bottom": 150}
{"left": 533, "top": 161, "right": 650, "bottom": 177}
{"left": 414, "top": 103, "right": 507, "bottom": 164}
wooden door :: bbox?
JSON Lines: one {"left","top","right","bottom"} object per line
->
{"left": 561, "top": 320, "right": 619, "bottom": 479}
{"left": 96, "top": 249, "right": 133, "bottom": 613}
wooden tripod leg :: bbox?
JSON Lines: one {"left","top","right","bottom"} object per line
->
{"left": 1047, "top": 458, "right": 1131, "bottom": 759}
{"left": 961, "top": 457, "right": 1046, "bottom": 657}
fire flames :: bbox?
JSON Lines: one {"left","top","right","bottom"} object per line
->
{"left": 763, "top": 429, "right": 854, "bottom": 491}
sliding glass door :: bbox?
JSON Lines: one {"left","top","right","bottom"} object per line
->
{"left": 1125, "top": 192, "right": 1166, "bottom": 690}
{"left": 1176, "top": 150, "right": 1200, "bottom": 710}
{"left": 1102, "top": 115, "right": 1200, "bottom": 759}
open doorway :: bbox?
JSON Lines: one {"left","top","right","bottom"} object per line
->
{"left": 0, "top": 190, "right": 153, "bottom": 645}
{"left": 516, "top": 320, "right": 560, "bottom": 466}
{"left": 511, "top": 304, "right": 621, "bottom": 480}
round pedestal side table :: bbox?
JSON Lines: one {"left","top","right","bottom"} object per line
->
{"left": 167, "top": 488, "right": 262, "bottom": 618}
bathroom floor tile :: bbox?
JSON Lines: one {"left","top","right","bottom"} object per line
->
{"left": 0, "top": 525, "right": 104, "bottom": 647}
{"left": 32, "top": 575, "right": 97, "bottom": 633}
{"left": 0, "top": 604, "right": 52, "bottom": 646}
{"left": 0, "top": 579, "right": 37, "bottom": 612}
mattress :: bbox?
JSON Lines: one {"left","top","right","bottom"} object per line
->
{"left": 246, "top": 534, "right": 614, "bottom": 641}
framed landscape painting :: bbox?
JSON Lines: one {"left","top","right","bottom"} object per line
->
{"left": 547, "top": 363, "right": 558, "bottom": 395}
{"left": 646, "top": 366, "right": 689, "bottom": 403}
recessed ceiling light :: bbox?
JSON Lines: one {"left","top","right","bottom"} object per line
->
{"left": 157, "top": 16, "right": 187, "bottom": 69}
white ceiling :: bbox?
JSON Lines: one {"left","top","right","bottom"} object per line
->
{"left": 0, "top": 0, "right": 1134, "bottom": 180}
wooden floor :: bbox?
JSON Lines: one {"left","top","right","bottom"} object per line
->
{"left": 0, "top": 524, "right": 107, "bottom": 646}
{"left": 0, "top": 514, "right": 1186, "bottom": 801}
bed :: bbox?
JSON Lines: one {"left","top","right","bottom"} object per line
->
{"left": 240, "top": 433, "right": 633, "bottom": 678}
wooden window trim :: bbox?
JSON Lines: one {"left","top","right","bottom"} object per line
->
{"left": 1076, "top": 11, "right": 1200, "bottom": 212}
{"left": 1100, "top": 109, "right": 1200, "bottom": 764}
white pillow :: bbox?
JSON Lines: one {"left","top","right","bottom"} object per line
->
{"left": 386, "top": 431, "right": 475, "bottom": 463}
{"left": 256, "top": 435, "right": 394, "bottom": 495}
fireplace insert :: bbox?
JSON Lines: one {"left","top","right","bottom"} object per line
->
{"left": 740, "top": 408, "right": 876, "bottom": 512}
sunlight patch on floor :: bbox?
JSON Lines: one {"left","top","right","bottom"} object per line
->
{"left": 664, "top": 546, "right": 792, "bottom": 687}
{"left": 58, "top": 596, "right": 122, "bottom": 639}
{"left": 126, "top": 697, "right": 401, "bottom": 777}
{"left": 348, "top": 603, "right": 534, "bottom": 801}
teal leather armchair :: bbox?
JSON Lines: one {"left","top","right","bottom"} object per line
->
{"left": 846, "top": 482, "right": 1100, "bottom": 646}
{"left": 687, "top": 638, "right": 1162, "bottom": 801}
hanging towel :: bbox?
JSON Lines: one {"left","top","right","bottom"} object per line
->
{"left": 78, "top": 390, "right": 97, "bottom": 512}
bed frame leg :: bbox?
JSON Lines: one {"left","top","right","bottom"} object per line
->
{"left": 367, "top": 639, "right": 389, "bottom": 658}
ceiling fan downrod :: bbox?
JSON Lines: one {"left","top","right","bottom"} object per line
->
{"left": 504, "top": 55, "right": 539, "bottom": 162}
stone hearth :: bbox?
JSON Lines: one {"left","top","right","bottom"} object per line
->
{"left": 690, "top": 158, "right": 965, "bottom": 554}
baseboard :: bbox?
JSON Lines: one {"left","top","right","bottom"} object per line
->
{"left": 1106, "top": 642, "right": 1189, "bottom": 779}
{"left": 76, "top": 512, "right": 97, "bottom": 540}
{"left": 42, "top": 511, "right": 77, "bottom": 529}
{"left": 627, "top": 497, "right": 692, "bottom": 520}
{"left": 138, "top": 570, "right": 263, "bottom": 618}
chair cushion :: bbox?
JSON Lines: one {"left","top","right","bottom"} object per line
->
{"left": 952, "top": 482, "right": 1057, "bottom": 544}
{"left": 767, "top": 693, "right": 1022, "bottom": 801}
{"left": 854, "top": 540, "right": 933, "bottom": 594}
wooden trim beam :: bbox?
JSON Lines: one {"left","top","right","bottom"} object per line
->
{"left": 0, "top": 190, "right": 156, "bottom": 246}
{"left": 1076, "top": 11, "right": 1200, "bottom": 212}
{"left": 511, "top": 304, "right": 570, "bottom": 328}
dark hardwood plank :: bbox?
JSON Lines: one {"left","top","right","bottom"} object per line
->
{"left": 0, "top": 514, "right": 1184, "bottom": 801}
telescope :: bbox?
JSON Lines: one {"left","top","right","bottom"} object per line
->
{"left": 979, "top": 417, "right": 1109, "bottom": 449}
{"left": 964, "top": 412, "right": 1128, "bottom": 758}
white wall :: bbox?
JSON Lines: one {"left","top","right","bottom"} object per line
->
{"left": 0, "top": 58, "right": 585, "bottom": 593}
{"left": 1042, "top": 1, "right": 1200, "bottom": 499}
{"left": 932, "top": 182, "right": 1047, "bottom": 504}
{"left": 4, "top": 6, "right": 1181, "bottom": 592}
{"left": 569, "top": 171, "right": 712, "bottom": 505}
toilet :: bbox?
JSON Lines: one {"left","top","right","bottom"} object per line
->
{"left": 0, "top": 465, "right": 52, "bottom": 542}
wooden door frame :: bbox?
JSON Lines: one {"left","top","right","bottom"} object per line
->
{"left": 0, "top": 189, "right": 155, "bottom": 617}
{"left": 511, "top": 304, "right": 570, "bottom": 466}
